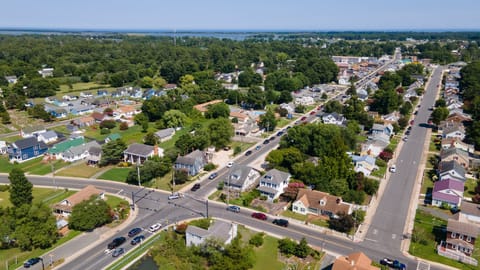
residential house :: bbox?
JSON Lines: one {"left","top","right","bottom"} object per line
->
{"left": 0, "top": 141, "right": 7, "bottom": 154}
{"left": 154, "top": 128, "right": 176, "bottom": 142}
{"left": 38, "top": 68, "right": 54, "bottom": 78}
{"left": 438, "top": 160, "right": 466, "bottom": 182}
{"left": 62, "top": 141, "right": 101, "bottom": 162}
{"left": 371, "top": 123, "right": 394, "bottom": 137}
{"left": 91, "top": 97, "right": 111, "bottom": 107}
{"left": 20, "top": 125, "right": 47, "bottom": 138}
{"left": 104, "top": 133, "right": 121, "bottom": 143}
{"left": 381, "top": 112, "right": 400, "bottom": 123}
{"left": 53, "top": 185, "right": 104, "bottom": 216}
{"left": 47, "top": 137, "right": 85, "bottom": 160}
{"left": 440, "top": 148, "right": 470, "bottom": 169}
{"left": 37, "top": 130, "right": 58, "bottom": 144}
{"left": 349, "top": 154, "right": 378, "bottom": 176}
{"left": 360, "top": 135, "right": 390, "bottom": 157}
{"left": 8, "top": 137, "right": 48, "bottom": 162}
{"left": 257, "top": 169, "right": 291, "bottom": 201}
{"left": 332, "top": 252, "right": 380, "bottom": 270}
{"left": 114, "top": 105, "right": 139, "bottom": 119}
{"left": 174, "top": 150, "right": 208, "bottom": 176}
{"left": 46, "top": 106, "right": 68, "bottom": 118}
{"left": 123, "top": 143, "right": 163, "bottom": 164}
{"left": 91, "top": 112, "right": 105, "bottom": 123}
{"left": 279, "top": 103, "right": 295, "bottom": 115}
{"left": 441, "top": 138, "right": 474, "bottom": 154}
{"left": 322, "top": 112, "right": 346, "bottom": 126}
{"left": 73, "top": 116, "right": 95, "bottom": 128}
{"left": 292, "top": 188, "right": 352, "bottom": 218}
{"left": 193, "top": 100, "right": 223, "bottom": 114}
{"left": 97, "top": 89, "right": 109, "bottom": 96}
{"left": 68, "top": 104, "right": 94, "bottom": 116}
{"left": 163, "top": 84, "right": 178, "bottom": 90}
{"left": 129, "top": 88, "right": 143, "bottom": 99}
{"left": 443, "top": 123, "right": 466, "bottom": 140}
{"left": 294, "top": 96, "right": 314, "bottom": 106}
{"left": 5, "top": 75, "right": 18, "bottom": 84}
{"left": 86, "top": 146, "right": 102, "bottom": 166}
{"left": 356, "top": 88, "right": 369, "bottom": 100}
{"left": 446, "top": 112, "right": 472, "bottom": 123}
{"left": 457, "top": 201, "right": 480, "bottom": 225}
{"left": 224, "top": 165, "right": 260, "bottom": 192}
{"left": 432, "top": 179, "right": 464, "bottom": 208}
{"left": 185, "top": 220, "right": 237, "bottom": 247}
{"left": 444, "top": 218, "right": 479, "bottom": 257}
{"left": 222, "top": 83, "right": 238, "bottom": 90}
{"left": 79, "top": 92, "right": 93, "bottom": 98}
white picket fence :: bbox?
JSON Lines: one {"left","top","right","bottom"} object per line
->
{"left": 437, "top": 245, "right": 478, "bottom": 266}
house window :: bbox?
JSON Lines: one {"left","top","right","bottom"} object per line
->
{"left": 300, "top": 208, "right": 305, "bottom": 213}
{"left": 467, "top": 236, "right": 471, "bottom": 242}
{"left": 459, "top": 235, "right": 463, "bottom": 240}
{"left": 293, "top": 206, "right": 298, "bottom": 211}
{"left": 451, "top": 232, "right": 456, "bottom": 238}
{"left": 22, "top": 154, "right": 28, "bottom": 159}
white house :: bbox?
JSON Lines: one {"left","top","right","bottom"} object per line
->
{"left": 322, "top": 112, "right": 346, "bottom": 126}
{"left": 123, "top": 143, "right": 164, "bottom": 164}
{"left": 62, "top": 141, "right": 102, "bottom": 162}
{"left": 292, "top": 189, "right": 352, "bottom": 219}
{"left": 224, "top": 165, "right": 260, "bottom": 192}
{"left": 185, "top": 220, "right": 237, "bottom": 247}
{"left": 443, "top": 124, "right": 466, "bottom": 140}
{"left": 53, "top": 185, "right": 104, "bottom": 216}
{"left": 0, "top": 141, "right": 7, "bottom": 154}
{"left": 457, "top": 201, "right": 480, "bottom": 225}
{"left": 37, "top": 130, "right": 58, "bottom": 144}
{"left": 294, "top": 96, "right": 314, "bottom": 106}
{"left": 20, "top": 125, "right": 47, "bottom": 138}
{"left": 349, "top": 154, "right": 378, "bottom": 176}
{"left": 38, "top": 68, "right": 54, "bottom": 78}
{"left": 257, "top": 169, "right": 291, "bottom": 201}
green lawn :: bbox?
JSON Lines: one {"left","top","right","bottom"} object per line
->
{"left": 59, "top": 82, "right": 110, "bottom": 93}
{"left": 281, "top": 210, "right": 307, "bottom": 222}
{"left": 251, "top": 234, "right": 285, "bottom": 270}
{"left": 465, "top": 178, "right": 479, "bottom": 197}
{"left": 0, "top": 187, "right": 75, "bottom": 208}
{"left": 0, "top": 156, "right": 44, "bottom": 173}
{"left": 229, "top": 141, "right": 255, "bottom": 156}
{"left": 409, "top": 209, "right": 479, "bottom": 270}
{"left": 158, "top": 127, "right": 189, "bottom": 150}
{"left": 98, "top": 167, "right": 131, "bottom": 182}
{"left": 371, "top": 164, "right": 386, "bottom": 178}
{"left": 56, "top": 163, "right": 104, "bottom": 178}
{"left": 276, "top": 118, "right": 293, "bottom": 128}
{"left": 3, "top": 135, "right": 21, "bottom": 143}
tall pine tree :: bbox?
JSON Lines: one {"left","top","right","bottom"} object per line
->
{"left": 9, "top": 168, "right": 33, "bottom": 207}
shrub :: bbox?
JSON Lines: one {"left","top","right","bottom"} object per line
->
{"left": 0, "top": 184, "right": 9, "bottom": 192}
{"left": 204, "top": 163, "right": 216, "bottom": 171}
{"left": 379, "top": 151, "right": 393, "bottom": 162}
{"left": 217, "top": 182, "right": 224, "bottom": 191}
{"left": 100, "top": 128, "right": 111, "bottom": 135}
{"left": 249, "top": 233, "right": 264, "bottom": 247}
{"left": 234, "top": 146, "right": 242, "bottom": 155}
{"left": 189, "top": 218, "right": 211, "bottom": 230}
{"left": 119, "top": 122, "right": 129, "bottom": 130}
{"left": 175, "top": 223, "right": 188, "bottom": 234}
{"left": 375, "top": 158, "right": 386, "bottom": 167}
{"left": 100, "top": 119, "right": 116, "bottom": 129}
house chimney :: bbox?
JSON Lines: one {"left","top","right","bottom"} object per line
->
{"left": 336, "top": 198, "right": 342, "bottom": 204}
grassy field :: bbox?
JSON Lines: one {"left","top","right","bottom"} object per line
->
{"left": 281, "top": 210, "right": 307, "bottom": 222}
{"left": 98, "top": 167, "right": 131, "bottom": 182}
{"left": 56, "top": 163, "right": 104, "bottom": 178}
{"left": 251, "top": 234, "right": 285, "bottom": 270}
{"left": 0, "top": 187, "right": 75, "bottom": 208}
{"left": 0, "top": 156, "right": 44, "bottom": 173}
{"left": 409, "top": 209, "right": 480, "bottom": 270}
{"left": 59, "top": 82, "right": 110, "bottom": 93}
{"left": 464, "top": 178, "right": 479, "bottom": 197}
{"left": 371, "top": 164, "right": 386, "bottom": 178}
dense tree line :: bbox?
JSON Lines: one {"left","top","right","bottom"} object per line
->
{"left": 460, "top": 61, "right": 480, "bottom": 149}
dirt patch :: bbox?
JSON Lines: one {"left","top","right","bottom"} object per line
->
{"left": 251, "top": 198, "right": 290, "bottom": 215}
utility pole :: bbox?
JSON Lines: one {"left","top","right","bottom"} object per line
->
{"left": 50, "top": 160, "right": 57, "bottom": 190}
{"left": 171, "top": 165, "right": 176, "bottom": 193}
{"left": 205, "top": 200, "right": 209, "bottom": 217}
{"left": 136, "top": 159, "right": 141, "bottom": 187}
{"left": 131, "top": 191, "right": 135, "bottom": 211}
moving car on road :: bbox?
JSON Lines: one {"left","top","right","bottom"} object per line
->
{"left": 24, "top": 258, "right": 41, "bottom": 268}
{"left": 245, "top": 150, "right": 252, "bottom": 156}
{"left": 380, "top": 258, "right": 406, "bottom": 269}
{"left": 149, "top": 223, "right": 162, "bottom": 232}
{"left": 227, "top": 161, "right": 234, "bottom": 168}
{"left": 208, "top": 172, "right": 218, "bottom": 180}
{"left": 226, "top": 205, "right": 240, "bottom": 213}
{"left": 251, "top": 212, "right": 267, "bottom": 220}
{"left": 272, "top": 219, "right": 289, "bottom": 227}
{"left": 130, "top": 235, "right": 145, "bottom": 245}
{"left": 112, "top": 248, "right": 125, "bottom": 257}
{"left": 107, "top": 236, "right": 126, "bottom": 250}
{"left": 389, "top": 165, "right": 396, "bottom": 173}
{"left": 168, "top": 192, "right": 182, "bottom": 200}
{"left": 191, "top": 183, "right": 201, "bottom": 192}
{"left": 128, "top": 227, "right": 142, "bottom": 237}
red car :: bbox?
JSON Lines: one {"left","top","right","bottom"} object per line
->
{"left": 251, "top": 212, "right": 267, "bottom": 220}
{"left": 309, "top": 111, "right": 316, "bottom": 115}
{"left": 301, "top": 116, "right": 307, "bottom": 121}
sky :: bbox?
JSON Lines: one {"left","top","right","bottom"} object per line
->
{"left": 1, "top": 0, "right": 479, "bottom": 31}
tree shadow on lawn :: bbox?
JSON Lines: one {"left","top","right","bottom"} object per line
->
{"left": 432, "top": 225, "right": 447, "bottom": 243}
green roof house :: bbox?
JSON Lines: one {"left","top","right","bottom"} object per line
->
{"left": 48, "top": 137, "right": 85, "bottom": 158}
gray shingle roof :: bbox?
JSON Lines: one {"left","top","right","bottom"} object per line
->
{"left": 176, "top": 150, "right": 205, "bottom": 166}
{"left": 447, "top": 219, "right": 480, "bottom": 237}
{"left": 186, "top": 220, "right": 233, "bottom": 243}
{"left": 22, "top": 125, "right": 45, "bottom": 134}
{"left": 155, "top": 128, "right": 175, "bottom": 139}
{"left": 262, "top": 169, "right": 290, "bottom": 185}
{"left": 39, "top": 130, "right": 58, "bottom": 140}
{"left": 124, "top": 143, "right": 154, "bottom": 157}
{"left": 12, "top": 137, "right": 46, "bottom": 150}
{"left": 225, "top": 165, "right": 256, "bottom": 187}
{"left": 438, "top": 160, "right": 466, "bottom": 178}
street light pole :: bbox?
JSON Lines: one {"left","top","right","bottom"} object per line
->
{"left": 50, "top": 160, "right": 56, "bottom": 190}
{"left": 136, "top": 159, "right": 141, "bottom": 187}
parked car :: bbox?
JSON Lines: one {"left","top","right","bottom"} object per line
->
{"left": 130, "top": 235, "right": 145, "bottom": 245}
{"left": 309, "top": 111, "right": 316, "bottom": 115}
{"left": 301, "top": 116, "right": 307, "bottom": 121}
{"left": 149, "top": 223, "right": 162, "bottom": 232}
{"left": 379, "top": 258, "right": 406, "bottom": 269}
{"left": 251, "top": 212, "right": 267, "bottom": 220}
{"left": 263, "top": 139, "right": 270, "bottom": 144}
{"left": 272, "top": 219, "right": 289, "bottom": 227}
{"left": 107, "top": 236, "right": 126, "bottom": 249}
{"left": 24, "top": 258, "right": 41, "bottom": 268}
{"left": 227, "top": 161, "right": 234, "bottom": 168}
{"left": 168, "top": 192, "right": 182, "bottom": 200}
{"left": 112, "top": 247, "right": 125, "bottom": 257}
{"left": 191, "top": 183, "right": 201, "bottom": 192}
{"left": 208, "top": 173, "right": 218, "bottom": 180}
{"left": 128, "top": 227, "right": 142, "bottom": 237}
{"left": 245, "top": 150, "right": 252, "bottom": 156}
{"left": 255, "top": 145, "right": 261, "bottom": 150}
{"left": 226, "top": 205, "right": 240, "bottom": 213}
{"left": 276, "top": 131, "right": 284, "bottom": 136}
{"left": 389, "top": 165, "right": 396, "bottom": 173}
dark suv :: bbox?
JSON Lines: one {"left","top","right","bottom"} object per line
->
{"left": 128, "top": 227, "right": 142, "bottom": 237}
{"left": 272, "top": 219, "right": 289, "bottom": 227}
{"left": 107, "top": 236, "right": 126, "bottom": 249}
{"left": 191, "top": 183, "right": 201, "bottom": 191}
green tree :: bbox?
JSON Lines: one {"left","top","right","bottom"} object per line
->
{"left": 163, "top": 109, "right": 187, "bottom": 127}
{"left": 258, "top": 108, "right": 277, "bottom": 132}
{"left": 206, "top": 102, "right": 230, "bottom": 119}
{"left": 208, "top": 118, "right": 234, "bottom": 149}
{"left": 431, "top": 107, "right": 449, "bottom": 125}
{"left": 295, "top": 237, "right": 310, "bottom": 258}
{"left": 126, "top": 157, "right": 172, "bottom": 184}
{"left": 9, "top": 168, "right": 33, "bottom": 207}
{"left": 328, "top": 212, "right": 355, "bottom": 233}
{"left": 144, "top": 132, "right": 158, "bottom": 146}
{"left": 100, "top": 139, "right": 127, "bottom": 166}
{"left": 69, "top": 196, "right": 113, "bottom": 231}
{"left": 14, "top": 203, "right": 57, "bottom": 250}
{"left": 323, "top": 100, "right": 343, "bottom": 113}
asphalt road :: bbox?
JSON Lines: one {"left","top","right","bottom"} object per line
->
{"left": 360, "top": 66, "right": 444, "bottom": 264}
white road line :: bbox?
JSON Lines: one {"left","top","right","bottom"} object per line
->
{"left": 392, "top": 234, "right": 396, "bottom": 239}
{"left": 364, "top": 238, "right": 377, "bottom": 242}
{"left": 373, "top": 229, "right": 378, "bottom": 235}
